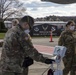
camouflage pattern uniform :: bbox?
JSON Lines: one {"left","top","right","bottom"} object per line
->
{"left": 0, "top": 25, "right": 48, "bottom": 75}
{"left": 58, "top": 30, "right": 76, "bottom": 75}
{"left": 72, "top": 31, "right": 76, "bottom": 54}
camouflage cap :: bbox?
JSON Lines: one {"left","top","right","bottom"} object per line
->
{"left": 66, "top": 20, "right": 75, "bottom": 27}
{"left": 20, "top": 16, "right": 34, "bottom": 29}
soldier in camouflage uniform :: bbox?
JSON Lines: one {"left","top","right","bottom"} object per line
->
{"left": 12, "top": 19, "right": 19, "bottom": 28}
{"left": 58, "top": 20, "right": 76, "bottom": 75}
{"left": 0, "top": 16, "right": 55, "bottom": 75}
{"left": 12, "top": 18, "right": 29, "bottom": 75}
{"left": 72, "top": 30, "right": 76, "bottom": 75}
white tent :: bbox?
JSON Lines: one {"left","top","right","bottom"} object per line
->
{"left": 41, "top": 0, "right": 76, "bottom": 4}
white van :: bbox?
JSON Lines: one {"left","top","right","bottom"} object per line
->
{"left": 4, "top": 21, "right": 12, "bottom": 29}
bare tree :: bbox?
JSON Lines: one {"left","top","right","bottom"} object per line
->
{"left": 0, "top": 0, "right": 26, "bottom": 21}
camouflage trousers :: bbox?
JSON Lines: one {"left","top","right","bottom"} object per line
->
{"left": 1, "top": 67, "right": 28, "bottom": 75}
{"left": 63, "top": 55, "right": 76, "bottom": 75}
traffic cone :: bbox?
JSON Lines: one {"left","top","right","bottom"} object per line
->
{"left": 49, "top": 31, "right": 54, "bottom": 42}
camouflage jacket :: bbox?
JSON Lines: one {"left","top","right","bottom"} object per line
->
{"left": 1, "top": 25, "right": 47, "bottom": 73}
{"left": 58, "top": 30, "right": 75, "bottom": 57}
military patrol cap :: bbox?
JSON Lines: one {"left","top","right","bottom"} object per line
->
{"left": 20, "top": 15, "right": 34, "bottom": 29}
{"left": 66, "top": 20, "right": 75, "bottom": 27}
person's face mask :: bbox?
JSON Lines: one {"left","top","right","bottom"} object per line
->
{"left": 70, "top": 26, "right": 75, "bottom": 31}
{"left": 24, "top": 29, "right": 30, "bottom": 34}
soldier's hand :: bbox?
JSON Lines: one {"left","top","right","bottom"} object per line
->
{"left": 45, "top": 59, "right": 55, "bottom": 64}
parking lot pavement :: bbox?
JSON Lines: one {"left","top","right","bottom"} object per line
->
{"left": 32, "top": 37, "right": 58, "bottom": 47}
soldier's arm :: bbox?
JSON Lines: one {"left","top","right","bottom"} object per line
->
{"left": 9, "top": 31, "right": 55, "bottom": 64}
{"left": 18, "top": 32, "right": 49, "bottom": 63}
{"left": 9, "top": 31, "right": 45, "bottom": 63}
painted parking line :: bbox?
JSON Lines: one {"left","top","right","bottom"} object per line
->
{"left": 34, "top": 44, "right": 54, "bottom": 55}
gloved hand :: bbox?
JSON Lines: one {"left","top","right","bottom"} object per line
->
{"left": 45, "top": 59, "right": 55, "bottom": 64}
{"left": 22, "top": 57, "right": 33, "bottom": 68}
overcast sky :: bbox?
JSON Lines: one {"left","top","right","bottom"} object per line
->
{"left": 20, "top": 0, "right": 76, "bottom": 18}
